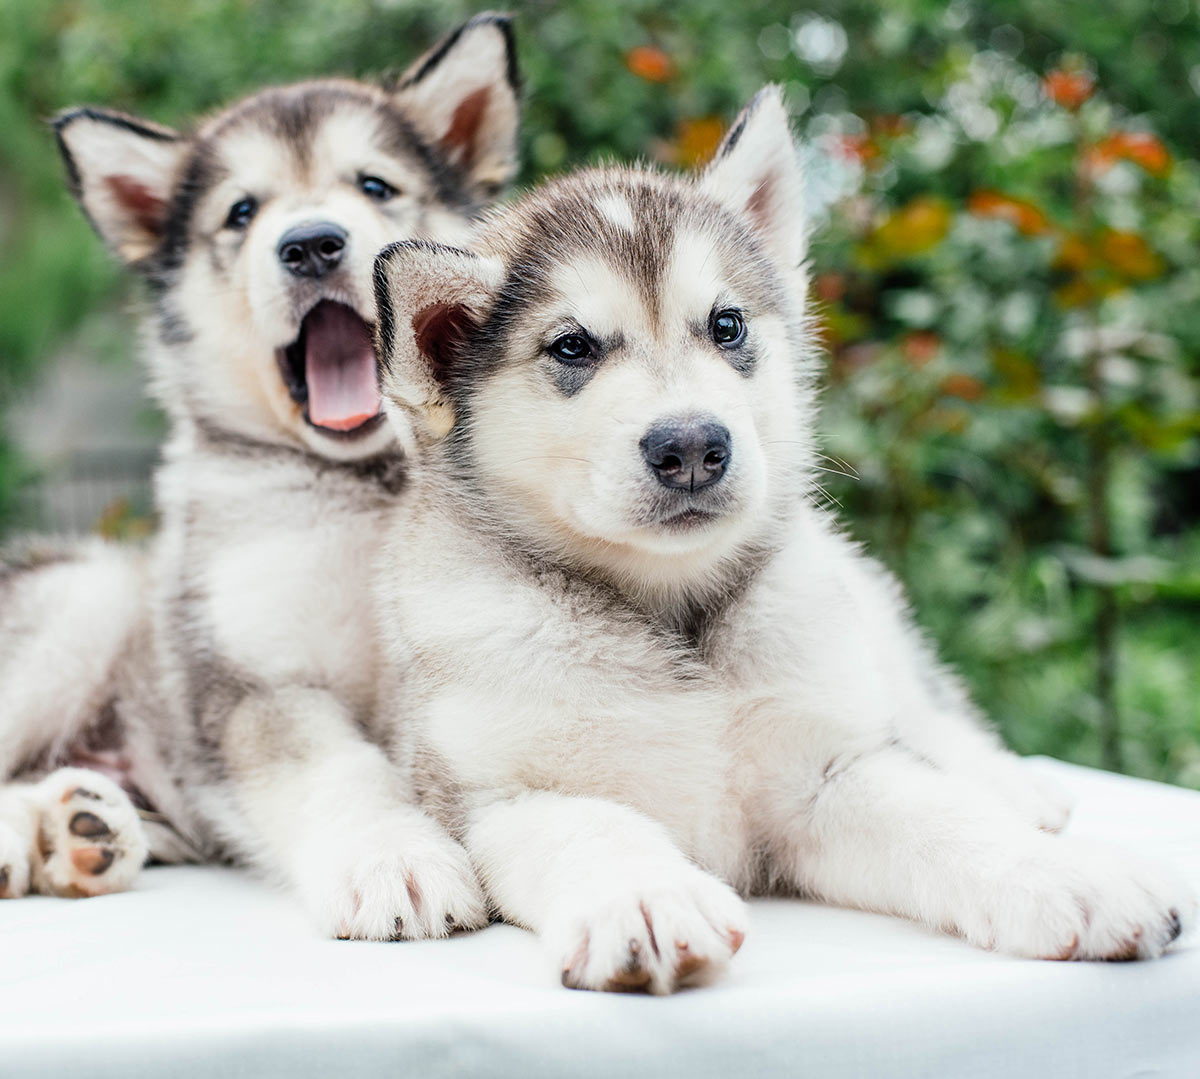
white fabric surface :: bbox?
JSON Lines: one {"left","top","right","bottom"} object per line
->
{"left": 3, "top": 758, "right": 1198, "bottom": 1079}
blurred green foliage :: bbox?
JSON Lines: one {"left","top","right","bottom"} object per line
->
{"left": 0, "top": 0, "right": 1197, "bottom": 783}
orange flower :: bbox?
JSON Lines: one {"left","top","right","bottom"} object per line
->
{"left": 968, "top": 190, "right": 1049, "bottom": 236}
{"left": 873, "top": 197, "right": 952, "bottom": 257}
{"left": 1053, "top": 232, "right": 1093, "bottom": 273}
{"left": 902, "top": 331, "right": 941, "bottom": 367}
{"left": 814, "top": 272, "right": 846, "bottom": 303}
{"left": 1053, "top": 279, "right": 1097, "bottom": 308}
{"left": 626, "top": 45, "right": 674, "bottom": 83}
{"left": 1087, "top": 132, "right": 1171, "bottom": 177}
{"left": 674, "top": 116, "right": 724, "bottom": 167}
{"left": 941, "top": 373, "right": 987, "bottom": 401}
{"left": 834, "top": 133, "right": 880, "bottom": 165}
{"left": 1097, "top": 229, "right": 1164, "bottom": 279}
{"left": 1044, "top": 68, "right": 1095, "bottom": 110}
{"left": 869, "top": 114, "right": 910, "bottom": 138}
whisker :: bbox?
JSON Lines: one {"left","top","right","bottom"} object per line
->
{"left": 814, "top": 451, "right": 859, "bottom": 479}
{"left": 811, "top": 464, "right": 859, "bottom": 482}
{"left": 807, "top": 481, "right": 843, "bottom": 509}
{"left": 510, "top": 454, "right": 592, "bottom": 466}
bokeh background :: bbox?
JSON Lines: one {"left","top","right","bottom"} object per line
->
{"left": 0, "top": 0, "right": 1197, "bottom": 785}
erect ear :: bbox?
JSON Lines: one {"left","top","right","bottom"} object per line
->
{"left": 373, "top": 240, "right": 503, "bottom": 443}
{"left": 53, "top": 107, "right": 188, "bottom": 264}
{"left": 701, "top": 86, "right": 807, "bottom": 275}
{"left": 391, "top": 13, "right": 521, "bottom": 199}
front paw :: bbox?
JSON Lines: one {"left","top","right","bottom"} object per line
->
{"left": 304, "top": 817, "right": 488, "bottom": 941}
{"left": 552, "top": 865, "right": 748, "bottom": 994}
{"left": 960, "top": 836, "right": 1193, "bottom": 960}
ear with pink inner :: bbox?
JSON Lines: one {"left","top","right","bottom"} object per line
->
{"left": 54, "top": 108, "right": 187, "bottom": 264}
{"left": 701, "top": 86, "right": 808, "bottom": 280}
{"left": 391, "top": 13, "right": 521, "bottom": 198}
{"left": 372, "top": 241, "right": 504, "bottom": 443}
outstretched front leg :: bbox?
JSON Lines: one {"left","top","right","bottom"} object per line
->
{"left": 467, "top": 792, "right": 748, "bottom": 994}
{"left": 215, "top": 686, "right": 487, "bottom": 940}
{"left": 775, "top": 746, "right": 1193, "bottom": 959}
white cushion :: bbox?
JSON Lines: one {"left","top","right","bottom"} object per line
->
{"left": 3, "top": 758, "right": 1198, "bottom": 1078}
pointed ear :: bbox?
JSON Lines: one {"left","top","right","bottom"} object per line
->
{"left": 53, "top": 107, "right": 188, "bottom": 264}
{"left": 373, "top": 240, "right": 503, "bottom": 443}
{"left": 391, "top": 13, "right": 521, "bottom": 199}
{"left": 702, "top": 86, "right": 807, "bottom": 275}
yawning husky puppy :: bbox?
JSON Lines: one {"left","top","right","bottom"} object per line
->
{"left": 0, "top": 14, "right": 518, "bottom": 936}
{"left": 372, "top": 86, "right": 1194, "bottom": 990}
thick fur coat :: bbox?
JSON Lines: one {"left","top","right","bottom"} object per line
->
{"left": 371, "top": 87, "right": 1194, "bottom": 992}
{"left": 0, "top": 15, "right": 518, "bottom": 936}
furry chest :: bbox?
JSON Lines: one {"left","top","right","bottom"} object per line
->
{"left": 202, "top": 519, "right": 380, "bottom": 698}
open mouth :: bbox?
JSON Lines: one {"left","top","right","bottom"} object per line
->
{"left": 277, "top": 300, "right": 383, "bottom": 438}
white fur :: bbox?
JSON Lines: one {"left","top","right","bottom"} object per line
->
{"left": 0, "top": 541, "right": 143, "bottom": 770}
{"left": 375, "top": 86, "right": 1193, "bottom": 991}
{"left": 596, "top": 194, "right": 637, "bottom": 233}
{"left": 3, "top": 18, "right": 520, "bottom": 923}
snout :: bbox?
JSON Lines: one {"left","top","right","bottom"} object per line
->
{"left": 278, "top": 222, "right": 347, "bottom": 279}
{"left": 640, "top": 418, "right": 731, "bottom": 492}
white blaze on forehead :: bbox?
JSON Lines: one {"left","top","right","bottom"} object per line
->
{"left": 310, "top": 108, "right": 381, "bottom": 173}
{"left": 596, "top": 193, "right": 637, "bottom": 233}
{"left": 213, "top": 127, "right": 298, "bottom": 199}
{"left": 661, "top": 228, "right": 727, "bottom": 327}
{"left": 211, "top": 107, "right": 431, "bottom": 211}
{"left": 307, "top": 107, "right": 422, "bottom": 193}
{"left": 545, "top": 255, "right": 648, "bottom": 340}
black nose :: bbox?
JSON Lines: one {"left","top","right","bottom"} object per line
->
{"left": 277, "top": 222, "right": 347, "bottom": 278}
{"left": 640, "top": 420, "right": 732, "bottom": 491}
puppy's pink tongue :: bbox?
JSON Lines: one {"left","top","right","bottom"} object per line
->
{"left": 304, "top": 302, "right": 380, "bottom": 431}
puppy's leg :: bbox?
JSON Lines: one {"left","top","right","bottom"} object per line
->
{"left": 220, "top": 687, "right": 486, "bottom": 940}
{"left": 904, "top": 707, "right": 1074, "bottom": 834}
{"left": 780, "top": 747, "right": 1193, "bottom": 959}
{"left": 0, "top": 541, "right": 143, "bottom": 777}
{"left": 467, "top": 792, "right": 748, "bottom": 994}
{"left": 0, "top": 767, "right": 147, "bottom": 898}
{"left": 850, "top": 558, "right": 1073, "bottom": 832}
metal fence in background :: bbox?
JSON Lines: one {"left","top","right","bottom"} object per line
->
{"left": 14, "top": 447, "right": 157, "bottom": 537}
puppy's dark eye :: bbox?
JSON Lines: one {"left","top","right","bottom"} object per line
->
{"left": 224, "top": 197, "right": 258, "bottom": 230}
{"left": 711, "top": 309, "right": 746, "bottom": 348}
{"left": 548, "top": 333, "right": 594, "bottom": 365}
{"left": 359, "top": 175, "right": 397, "bottom": 201}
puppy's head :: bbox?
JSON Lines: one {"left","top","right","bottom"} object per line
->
{"left": 376, "top": 87, "right": 815, "bottom": 588}
{"left": 54, "top": 14, "right": 520, "bottom": 461}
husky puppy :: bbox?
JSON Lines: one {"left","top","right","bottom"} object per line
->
{"left": 0, "top": 15, "right": 518, "bottom": 936}
{"left": 372, "top": 86, "right": 1194, "bottom": 991}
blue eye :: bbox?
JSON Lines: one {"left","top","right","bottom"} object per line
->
{"left": 359, "top": 175, "right": 397, "bottom": 201}
{"left": 549, "top": 333, "right": 594, "bottom": 364}
{"left": 225, "top": 197, "right": 257, "bottom": 229}
{"left": 711, "top": 309, "right": 746, "bottom": 348}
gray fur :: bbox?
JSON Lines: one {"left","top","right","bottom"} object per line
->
{"left": 371, "top": 86, "right": 1193, "bottom": 990}
{"left": 0, "top": 15, "right": 519, "bottom": 930}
